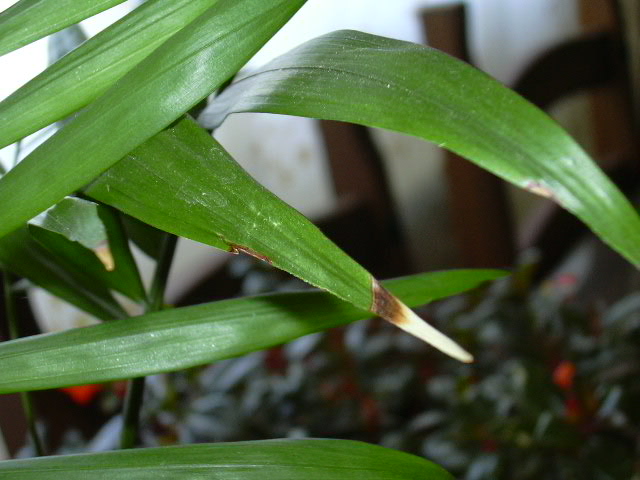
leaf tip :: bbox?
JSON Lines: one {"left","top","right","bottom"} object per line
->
{"left": 94, "top": 244, "right": 115, "bottom": 271}
{"left": 371, "top": 280, "right": 473, "bottom": 363}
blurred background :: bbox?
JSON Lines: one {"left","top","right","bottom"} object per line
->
{"left": 1, "top": 0, "right": 639, "bottom": 478}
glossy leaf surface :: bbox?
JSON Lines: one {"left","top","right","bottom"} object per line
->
{"left": 86, "top": 116, "right": 373, "bottom": 309}
{"left": 87, "top": 116, "right": 475, "bottom": 361}
{"left": 201, "top": 30, "right": 640, "bottom": 268}
{"left": 0, "top": 0, "right": 125, "bottom": 56}
{"left": 0, "top": 0, "right": 222, "bottom": 150}
{"left": 0, "top": 269, "right": 505, "bottom": 393}
{"left": 0, "top": 0, "right": 307, "bottom": 239}
{"left": 0, "top": 439, "right": 453, "bottom": 480}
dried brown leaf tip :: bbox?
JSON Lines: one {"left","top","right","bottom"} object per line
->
{"left": 371, "top": 279, "right": 473, "bottom": 363}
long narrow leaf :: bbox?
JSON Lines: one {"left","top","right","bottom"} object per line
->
{"left": 0, "top": 227, "right": 126, "bottom": 321}
{"left": 0, "top": 0, "right": 307, "bottom": 239}
{"left": 86, "top": 116, "right": 475, "bottom": 362}
{"left": 0, "top": 439, "right": 453, "bottom": 480}
{"left": 200, "top": 30, "right": 640, "bottom": 268}
{"left": 0, "top": 0, "right": 222, "bottom": 150}
{"left": 0, "top": 0, "right": 125, "bottom": 56}
{"left": 0, "top": 269, "right": 505, "bottom": 393}
{"left": 28, "top": 197, "right": 146, "bottom": 302}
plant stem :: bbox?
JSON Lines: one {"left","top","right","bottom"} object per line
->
{"left": 120, "top": 233, "right": 177, "bottom": 449}
{"left": 119, "top": 376, "right": 145, "bottom": 450}
{"left": 2, "top": 271, "right": 45, "bottom": 456}
{"left": 146, "top": 234, "right": 178, "bottom": 313}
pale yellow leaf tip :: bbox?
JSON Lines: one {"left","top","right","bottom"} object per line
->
{"left": 94, "top": 243, "right": 115, "bottom": 271}
{"left": 371, "top": 280, "right": 474, "bottom": 363}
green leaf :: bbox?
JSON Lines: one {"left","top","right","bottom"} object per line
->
{"left": 96, "top": 206, "right": 147, "bottom": 302}
{"left": 200, "top": 29, "right": 640, "bottom": 268}
{"left": 0, "top": 0, "right": 223, "bottom": 150}
{"left": 0, "top": 439, "right": 453, "bottom": 480}
{"left": 28, "top": 197, "right": 146, "bottom": 302}
{"left": 0, "top": 269, "right": 505, "bottom": 393}
{"left": 0, "top": 0, "right": 307, "bottom": 239}
{"left": 86, "top": 116, "right": 475, "bottom": 362}
{"left": 0, "top": 0, "right": 126, "bottom": 57}
{"left": 0, "top": 227, "right": 126, "bottom": 321}
{"left": 30, "top": 197, "right": 107, "bottom": 250}
{"left": 87, "top": 116, "right": 370, "bottom": 306}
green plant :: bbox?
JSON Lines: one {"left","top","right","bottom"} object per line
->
{"left": 0, "top": 0, "right": 639, "bottom": 478}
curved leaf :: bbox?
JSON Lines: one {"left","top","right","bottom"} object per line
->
{"left": 200, "top": 29, "right": 640, "bottom": 268}
{"left": 0, "top": 0, "right": 125, "bottom": 57}
{"left": 0, "top": 0, "right": 307, "bottom": 240}
{"left": 0, "top": 0, "right": 222, "bottom": 150}
{"left": 86, "top": 116, "right": 474, "bottom": 362}
{"left": 0, "top": 269, "right": 505, "bottom": 393}
{"left": 0, "top": 439, "right": 453, "bottom": 480}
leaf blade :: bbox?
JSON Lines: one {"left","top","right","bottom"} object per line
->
{"left": 86, "top": 116, "right": 475, "bottom": 361}
{"left": 0, "top": 0, "right": 307, "bottom": 239}
{"left": 0, "top": 0, "right": 223, "bottom": 150}
{"left": 28, "top": 197, "right": 146, "bottom": 302}
{"left": 0, "top": 227, "right": 126, "bottom": 321}
{"left": 201, "top": 29, "right": 640, "bottom": 268}
{"left": 0, "top": 0, "right": 125, "bottom": 56}
{"left": 86, "top": 116, "right": 373, "bottom": 309}
{"left": 0, "top": 439, "right": 453, "bottom": 480}
{"left": 0, "top": 269, "right": 505, "bottom": 393}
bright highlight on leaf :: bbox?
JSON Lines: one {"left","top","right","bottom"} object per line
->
{"left": 0, "top": 0, "right": 308, "bottom": 240}
{"left": 202, "top": 29, "right": 640, "bottom": 269}
{"left": 0, "top": 0, "right": 223, "bottom": 150}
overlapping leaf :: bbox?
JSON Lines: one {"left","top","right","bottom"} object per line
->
{"left": 0, "top": 0, "right": 125, "bottom": 56}
{"left": 0, "top": 439, "right": 453, "bottom": 480}
{"left": 86, "top": 116, "right": 475, "bottom": 362}
{"left": 0, "top": 227, "right": 126, "bottom": 321}
{"left": 0, "top": 0, "right": 223, "bottom": 150}
{"left": 200, "top": 29, "right": 640, "bottom": 268}
{"left": 28, "top": 197, "right": 146, "bottom": 302}
{"left": 0, "top": 269, "right": 505, "bottom": 393}
{"left": 0, "top": 0, "right": 307, "bottom": 239}
{"left": 86, "top": 116, "right": 373, "bottom": 309}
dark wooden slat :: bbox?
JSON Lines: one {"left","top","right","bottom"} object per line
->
{"left": 514, "top": 32, "right": 623, "bottom": 110}
{"left": 318, "top": 120, "right": 411, "bottom": 276}
{"left": 421, "top": 4, "right": 516, "bottom": 269}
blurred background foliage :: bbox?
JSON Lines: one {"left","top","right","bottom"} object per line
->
{"left": 48, "top": 255, "right": 640, "bottom": 480}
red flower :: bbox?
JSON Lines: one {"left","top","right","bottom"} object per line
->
{"left": 60, "top": 384, "right": 104, "bottom": 406}
{"left": 553, "top": 361, "right": 576, "bottom": 391}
